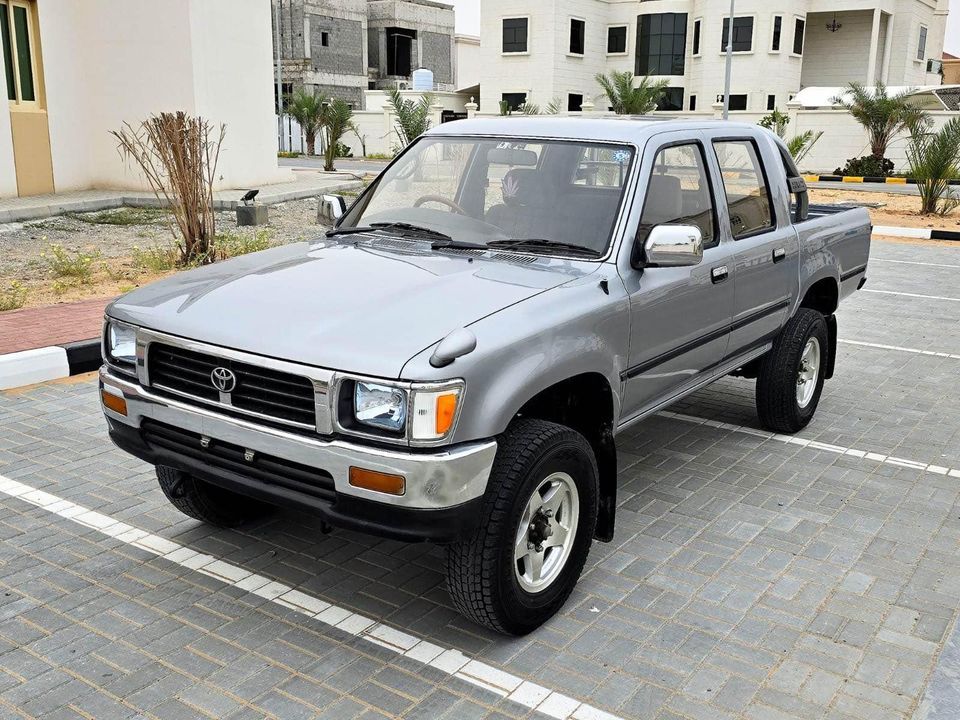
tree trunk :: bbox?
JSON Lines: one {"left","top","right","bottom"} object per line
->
{"left": 306, "top": 131, "right": 316, "bottom": 157}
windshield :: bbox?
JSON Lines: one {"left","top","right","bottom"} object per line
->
{"left": 341, "top": 136, "right": 635, "bottom": 256}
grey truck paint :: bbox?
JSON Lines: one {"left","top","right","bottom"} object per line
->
{"left": 107, "top": 117, "right": 871, "bottom": 448}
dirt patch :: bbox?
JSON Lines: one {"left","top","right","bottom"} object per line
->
{"left": 809, "top": 188, "right": 960, "bottom": 231}
{"left": 0, "top": 199, "right": 333, "bottom": 310}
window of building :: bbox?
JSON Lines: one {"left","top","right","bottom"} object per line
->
{"left": 1, "top": 1, "right": 38, "bottom": 104}
{"left": 639, "top": 143, "right": 717, "bottom": 249}
{"left": 569, "top": 18, "right": 585, "bottom": 55}
{"left": 607, "top": 25, "right": 627, "bottom": 54}
{"left": 721, "top": 17, "right": 754, "bottom": 53}
{"left": 656, "top": 87, "right": 684, "bottom": 111}
{"left": 712, "top": 139, "right": 775, "bottom": 239}
{"left": 568, "top": 93, "right": 583, "bottom": 112}
{"left": 917, "top": 25, "right": 927, "bottom": 61}
{"left": 387, "top": 27, "right": 416, "bottom": 76}
{"left": 718, "top": 94, "right": 748, "bottom": 111}
{"left": 501, "top": 92, "right": 527, "bottom": 111}
{"left": 771, "top": 15, "right": 782, "bottom": 52}
{"left": 636, "top": 13, "right": 687, "bottom": 76}
{"left": 767, "top": 94, "right": 776, "bottom": 110}
{"left": 792, "top": 18, "right": 805, "bottom": 55}
{"left": 692, "top": 19, "right": 701, "bottom": 55}
{"left": 320, "top": 31, "right": 329, "bottom": 47}
{"left": 689, "top": 95, "right": 697, "bottom": 111}
{"left": 502, "top": 17, "right": 528, "bottom": 53}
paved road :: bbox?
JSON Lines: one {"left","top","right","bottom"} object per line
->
{"left": 280, "top": 157, "right": 389, "bottom": 175}
{"left": 1, "top": 237, "right": 960, "bottom": 719}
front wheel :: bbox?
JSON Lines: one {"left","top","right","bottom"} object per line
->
{"left": 756, "top": 308, "right": 829, "bottom": 433}
{"left": 445, "top": 419, "right": 598, "bottom": 635}
{"left": 156, "top": 465, "right": 270, "bottom": 527}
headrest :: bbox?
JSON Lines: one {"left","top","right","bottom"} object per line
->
{"left": 501, "top": 168, "right": 546, "bottom": 206}
{"left": 643, "top": 173, "right": 683, "bottom": 226}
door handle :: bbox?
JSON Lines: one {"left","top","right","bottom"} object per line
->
{"left": 711, "top": 265, "right": 729, "bottom": 284}
{"left": 772, "top": 247, "right": 786, "bottom": 263}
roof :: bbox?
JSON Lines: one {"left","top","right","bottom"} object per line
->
{"left": 426, "top": 115, "right": 761, "bottom": 144}
{"left": 944, "top": 52, "right": 959, "bottom": 60}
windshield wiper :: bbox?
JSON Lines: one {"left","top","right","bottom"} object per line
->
{"left": 429, "top": 238, "right": 489, "bottom": 250}
{"left": 326, "top": 222, "right": 452, "bottom": 241}
{"left": 487, "top": 238, "right": 602, "bottom": 257}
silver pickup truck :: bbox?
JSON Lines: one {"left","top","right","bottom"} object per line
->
{"left": 99, "top": 118, "right": 871, "bottom": 634}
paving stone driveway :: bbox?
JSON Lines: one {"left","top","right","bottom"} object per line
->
{"left": 0, "top": 237, "right": 959, "bottom": 720}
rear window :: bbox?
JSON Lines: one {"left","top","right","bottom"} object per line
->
{"left": 712, "top": 139, "right": 775, "bottom": 238}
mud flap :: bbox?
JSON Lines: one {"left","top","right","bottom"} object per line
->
{"left": 825, "top": 314, "right": 837, "bottom": 380}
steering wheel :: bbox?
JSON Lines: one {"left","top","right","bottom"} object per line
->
{"left": 413, "top": 195, "right": 467, "bottom": 215}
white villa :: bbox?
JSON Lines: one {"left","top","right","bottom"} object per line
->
{"left": 479, "top": 0, "right": 950, "bottom": 114}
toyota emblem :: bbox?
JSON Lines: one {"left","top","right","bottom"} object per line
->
{"left": 210, "top": 367, "right": 237, "bottom": 393}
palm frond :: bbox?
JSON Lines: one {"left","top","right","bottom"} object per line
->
{"left": 595, "top": 71, "right": 668, "bottom": 115}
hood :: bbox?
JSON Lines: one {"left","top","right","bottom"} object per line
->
{"left": 107, "top": 238, "right": 596, "bottom": 378}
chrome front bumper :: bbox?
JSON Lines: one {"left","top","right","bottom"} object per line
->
{"left": 99, "top": 368, "right": 497, "bottom": 510}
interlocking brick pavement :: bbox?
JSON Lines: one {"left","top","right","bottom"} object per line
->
{"left": 0, "top": 237, "right": 959, "bottom": 719}
{"left": 0, "top": 297, "right": 111, "bottom": 355}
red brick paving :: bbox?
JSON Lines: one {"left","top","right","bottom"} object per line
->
{"left": 0, "top": 297, "right": 113, "bottom": 355}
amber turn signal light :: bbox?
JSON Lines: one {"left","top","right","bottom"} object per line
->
{"left": 435, "top": 393, "right": 458, "bottom": 435}
{"left": 101, "top": 389, "right": 127, "bottom": 416}
{"left": 349, "top": 467, "right": 405, "bottom": 496}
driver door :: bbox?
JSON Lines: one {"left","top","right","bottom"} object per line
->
{"left": 618, "top": 133, "right": 736, "bottom": 424}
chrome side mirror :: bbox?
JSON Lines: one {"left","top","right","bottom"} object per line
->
{"left": 317, "top": 194, "right": 347, "bottom": 224}
{"left": 643, "top": 224, "right": 703, "bottom": 267}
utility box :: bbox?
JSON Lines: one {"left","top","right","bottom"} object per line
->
{"left": 237, "top": 204, "right": 268, "bottom": 226}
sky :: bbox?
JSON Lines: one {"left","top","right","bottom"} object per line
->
{"left": 450, "top": 0, "right": 960, "bottom": 56}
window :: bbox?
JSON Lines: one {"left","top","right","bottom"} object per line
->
{"left": 387, "top": 28, "right": 416, "bottom": 76}
{"left": 771, "top": 15, "right": 782, "bottom": 52}
{"left": 320, "top": 31, "right": 329, "bottom": 47}
{"left": 569, "top": 18, "right": 585, "bottom": 55}
{"left": 567, "top": 93, "right": 583, "bottom": 112}
{"left": 712, "top": 139, "right": 774, "bottom": 238}
{"left": 692, "top": 19, "right": 701, "bottom": 55}
{"left": 607, "top": 25, "right": 627, "bottom": 54}
{"left": 729, "top": 94, "right": 747, "bottom": 110}
{"left": 638, "top": 143, "right": 717, "bottom": 249}
{"left": 501, "top": 92, "right": 526, "bottom": 111}
{"left": 1, "top": 1, "right": 37, "bottom": 104}
{"left": 917, "top": 26, "right": 927, "bottom": 61}
{"left": 636, "top": 13, "right": 687, "bottom": 76}
{"left": 503, "top": 17, "right": 528, "bottom": 53}
{"left": 689, "top": 95, "right": 697, "bottom": 111}
{"left": 656, "top": 87, "right": 684, "bottom": 111}
{"left": 721, "top": 17, "right": 754, "bottom": 52}
{"left": 793, "top": 18, "right": 805, "bottom": 55}
{"left": 767, "top": 94, "right": 775, "bottom": 110}
{"left": 573, "top": 145, "right": 633, "bottom": 188}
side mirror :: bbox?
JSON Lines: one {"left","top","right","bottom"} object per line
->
{"left": 643, "top": 224, "right": 703, "bottom": 267}
{"left": 317, "top": 194, "right": 347, "bottom": 225}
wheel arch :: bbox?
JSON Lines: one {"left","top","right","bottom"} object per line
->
{"left": 799, "top": 276, "right": 838, "bottom": 379}
{"left": 516, "top": 372, "right": 618, "bottom": 542}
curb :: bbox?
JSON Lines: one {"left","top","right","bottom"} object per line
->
{"left": 873, "top": 225, "right": 960, "bottom": 241}
{"left": 0, "top": 338, "right": 100, "bottom": 391}
{"left": 804, "top": 174, "right": 960, "bottom": 186}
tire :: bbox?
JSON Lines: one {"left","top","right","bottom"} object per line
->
{"left": 756, "top": 308, "right": 829, "bottom": 433}
{"left": 445, "top": 418, "right": 598, "bottom": 635}
{"left": 156, "top": 465, "right": 270, "bottom": 527}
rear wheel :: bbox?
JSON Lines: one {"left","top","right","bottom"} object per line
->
{"left": 156, "top": 465, "right": 270, "bottom": 527}
{"left": 756, "top": 309, "right": 829, "bottom": 433}
{"left": 445, "top": 419, "right": 598, "bottom": 635}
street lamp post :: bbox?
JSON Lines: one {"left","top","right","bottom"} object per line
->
{"left": 722, "top": 0, "right": 734, "bottom": 120}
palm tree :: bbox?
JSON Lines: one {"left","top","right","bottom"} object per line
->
{"left": 595, "top": 71, "right": 668, "bottom": 115}
{"left": 905, "top": 117, "right": 960, "bottom": 215}
{"left": 319, "top": 98, "right": 356, "bottom": 172}
{"left": 831, "top": 82, "right": 929, "bottom": 160}
{"left": 386, "top": 87, "right": 434, "bottom": 149}
{"left": 286, "top": 89, "right": 325, "bottom": 156}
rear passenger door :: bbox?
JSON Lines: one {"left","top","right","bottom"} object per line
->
{"left": 710, "top": 135, "right": 799, "bottom": 355}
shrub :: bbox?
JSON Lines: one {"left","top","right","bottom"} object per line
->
{"left": 217, "top": 229, "right": 273, "bottom": 258}
{"left": 833, "top": 156, "right": 895, "bottom": 178}
{"left": 387, "top": 88, "right": 433, "bottom": 149}
{"left": 595, "top": 71, "right": 668, "bottom": 115}
{"left": 72, "top": 208, "right": 167, "bottom": 226}
{"left": 0, "top": 281, "right": 26, "bottom": 311}
{"left": 43, "top": 244, "right": 99, "bottom": 282}
{"left": 906, "top": 117, "right": 960, "bottom": 215}
{"left": 131, "top": 243, "right": 179, "bottom": 273}
{"left": 319, "top": 97, "right": 355, "bottom": 171}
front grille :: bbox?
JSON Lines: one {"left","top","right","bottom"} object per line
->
{"left": 141, "top": 420, "right": 336, "bottom": 503}
{"left": 148, "top": 343, "right": 317, "bottom": 427}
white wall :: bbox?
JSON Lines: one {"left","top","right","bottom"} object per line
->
{"left": 24, "top": 0, "right": 288, "bottom": 196}
{"left": 455, "top": 34, "right": 481, "bottom": 90}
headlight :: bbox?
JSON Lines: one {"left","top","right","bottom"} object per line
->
{"left": 347, "top": 379, "right": 464, "bottom": 443}
{"left": 354, "top": 382, "right": 407, "bottom": 433}
{"left": 106, "top": 321, "right": 137, "bottom": 367}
